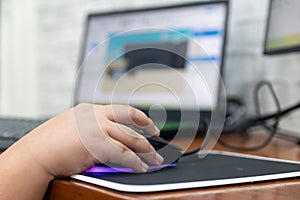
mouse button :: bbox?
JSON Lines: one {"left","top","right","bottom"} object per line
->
{"left": 157, "top": 146, "right": 182, "bottom": 165}
{"left": 147, "top": 138, "right": 167, "bottom": 150}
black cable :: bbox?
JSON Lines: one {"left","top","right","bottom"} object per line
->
{"left": 254, "top": 80, "right": 281, "bottom": 139}
{"left": 259, "top": 101, "right": 300, "bottom": 121}
{"left": 254, "top": 80, "right": 281, "bottom": 123}
{"left": 219, "top": 80, "right": 299, "bottom": 151}
{"left": 222, "top": 101, "right": 300, "bottom": 133}
{"left": 182, "top": 80, "right": 300, "bottom": 153}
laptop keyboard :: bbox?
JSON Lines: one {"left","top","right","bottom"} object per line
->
{"left": 0, "top": 117, "right": 46, "bottom": 150}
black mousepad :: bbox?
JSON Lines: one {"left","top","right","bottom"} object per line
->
{"left": 74, "top": 151, "right": 300, "bottom": 192}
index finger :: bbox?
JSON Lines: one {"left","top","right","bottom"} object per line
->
{"left": 101, "top": 105, "right": 160, "bottom": 137}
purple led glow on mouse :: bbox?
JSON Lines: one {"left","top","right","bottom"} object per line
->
{"left": 85, "top": 163, "right": 176, "bottom": 173}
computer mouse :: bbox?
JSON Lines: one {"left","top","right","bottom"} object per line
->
{"left": 92, "top": 135, "right": 182, "bottom": 172}
{"left": 145, "top": 135, "right": 183, "bottom": 165}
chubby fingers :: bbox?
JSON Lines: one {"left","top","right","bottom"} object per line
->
{"left": 101, "top": 105, "right": 160, "bottom": 137}
{"left": 73, "top": 104, "right": 164, "bottom": 172}
{"left": 106, "top": 138, "right": 150, "bottom": 172}
{"left": 108, "top": 123, "right": 164, "bottom": 166}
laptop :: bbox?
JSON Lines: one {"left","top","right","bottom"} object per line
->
{"left": 74, "top": 0, "right": 228, "bottom": 135}
{"left": 0, "top": 0, "right": 228, "bottom": 149}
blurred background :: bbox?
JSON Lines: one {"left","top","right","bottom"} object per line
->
{"left": 0, "top": 0, "right": 299, "bottom": 131}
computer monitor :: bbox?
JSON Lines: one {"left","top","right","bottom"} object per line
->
{"left": 264, "top": 0, "right": 300, "bottom": 55}
{"left": 75, "top": 1, "right": 228, "bottom": 131}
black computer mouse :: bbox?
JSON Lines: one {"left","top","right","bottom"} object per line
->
{"left": 94, "top": 135, "right": 182, "bottom": 171}
{"left": 145, "top": 135, "right": 183, "bottom": 165}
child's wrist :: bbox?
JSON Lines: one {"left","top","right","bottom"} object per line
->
{"left": 20, "top": 135, "right": 55, "bottom": 181}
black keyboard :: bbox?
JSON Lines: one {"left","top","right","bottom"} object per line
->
{"left": 0, "top": 118, "right": 47, "bottom": 150}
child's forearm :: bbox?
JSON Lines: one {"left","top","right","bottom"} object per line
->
{"left": 0, "top": 139, "right": 54, "bottom": 200}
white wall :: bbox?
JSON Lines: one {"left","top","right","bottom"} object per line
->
{"left": 0, "top": 0, "right": 38, "bottom": 117}
{"left": 1, "top": 0, "right": 299, "bottom": 130}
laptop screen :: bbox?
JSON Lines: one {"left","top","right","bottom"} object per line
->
{"left": 75, "top": 1, "right": 228, "bottom": 126}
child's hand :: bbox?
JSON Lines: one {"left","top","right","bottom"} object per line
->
{"left": 22, "top": 104, "right": 163, "bottom": 177}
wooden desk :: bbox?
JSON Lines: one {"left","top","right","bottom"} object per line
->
{"left": 43, "top": 133, "right": 300, "bottom": 200}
